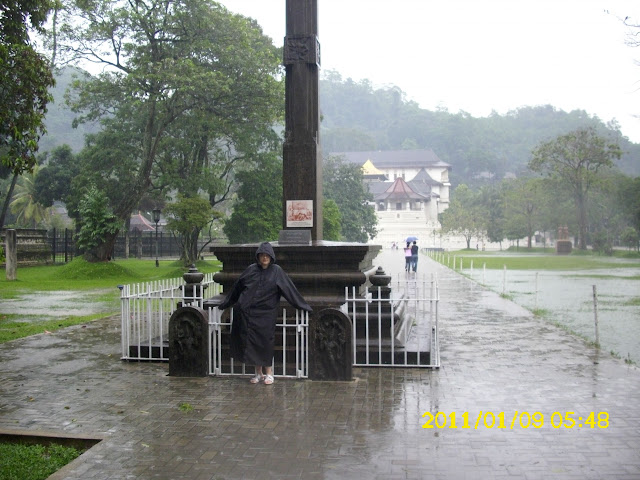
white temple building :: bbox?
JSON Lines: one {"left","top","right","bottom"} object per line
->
{"left": 332, "top": 149, "right": 451, "bottom": 248}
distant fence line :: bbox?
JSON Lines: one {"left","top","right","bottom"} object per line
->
{"left": 48, "top": 228, "right": 210, "bottom": 264}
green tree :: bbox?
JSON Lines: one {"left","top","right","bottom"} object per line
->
{"left": 323, "top": 155, "right": 378, "bottom": 243}
{"left": 9, "top": 165, "right": 48, "bottom": 227}
{"left": 322, "top": 198, "right": 342, "bottom": 241}
{"left": 439, "top": 184, "right": 484, "bottom": 249}
{"left": 165, "top": 195, "right": 219, "bottom": 266}
{"left": 75, "top": 186, "right": 122, "bottom": 261}
{"left": 223, "top": 154, "right": 282, "bottom": 244}
{"left": 477, "top": 184, "right": 505, "bottom": 248}
{"left": 620, "top": 226, "right": 639, "bottom": 251}
{"left": 617, "top": 175, "right": 640, "bottom": 234}
{"left": 0, "top": 0, "right": 56, "bottom": 229}
{"left": 52, "top": 0, "right": 283, "bottom": 260}
{"left": 33, "top": 144, "right": 78, "bottom": 207}
{"left": 501, "top": 178, "right": 548, "bottom": 249}
{"left": 529, "top": 127, "right": 621, "bottom": 249}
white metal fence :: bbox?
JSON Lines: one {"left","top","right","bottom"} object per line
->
{"left": 119, "top": 274, "right": 218, "bottom": 361}
{"left": 346, "top": 274, "right": 440, "bottom": 368}
{"left": 120, "top": 273, "right": 439, "bottom": 373}
{"left": 206, "top": 306, "right": 309, "bottom": 378}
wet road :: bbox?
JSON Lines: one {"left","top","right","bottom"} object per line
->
{"left": 1, "top": 251, "right": 639, "bottom": 479}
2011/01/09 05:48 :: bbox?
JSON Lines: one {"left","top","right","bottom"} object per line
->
{"left": 421, "top": 411, "right": 609, "bottom": 429}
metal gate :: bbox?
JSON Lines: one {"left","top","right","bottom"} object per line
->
{"left": 345, "top": 274, "right": 439, "bottom": 368}
{"left": 206, "top": 307, "right": 309, "bottom": 378}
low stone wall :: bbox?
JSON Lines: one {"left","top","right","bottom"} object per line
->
{"left": 1, "top": 228, "right": 52, "bottom": 266}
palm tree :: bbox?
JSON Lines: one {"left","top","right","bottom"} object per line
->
{"left": 10, "top": 165, "right": 49, "bottom": 228}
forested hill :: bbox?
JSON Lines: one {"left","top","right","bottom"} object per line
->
{"left": 319, "top": 71, "right": 640, "bottom": 186}
{"left": 41, "top": 68, "right": 639, "bottom": 186}
{"left": 39, "top": 67, "right": 100, "bottom": 153}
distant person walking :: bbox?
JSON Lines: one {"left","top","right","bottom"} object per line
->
{"left": 411, "top": 241, "right": 419, "bottom": 272}
{"left": 404, "top": 242, "right": 412, "bottom": 272}
{"left": 218, "top": 242, "right": 312, "bottom": 385}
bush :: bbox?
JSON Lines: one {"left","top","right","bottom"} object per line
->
{"left": 591, "top": 230, "right": 613, "bottom": 256}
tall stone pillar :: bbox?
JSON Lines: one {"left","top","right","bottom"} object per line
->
{"left": 283, "top": 0, "right": 322, "bottom": 240}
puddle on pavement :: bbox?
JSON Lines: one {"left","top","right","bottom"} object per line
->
{"left": 0, "top": 290, "right": 117, "bottom": 319}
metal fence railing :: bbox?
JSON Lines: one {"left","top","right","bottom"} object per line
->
{"left": 47, "top": 228, "right": 214, "bottom": 263}
{"left": 120, "top": 274, "right": 439, "bottom": 375}
{"left": 206, "top": 306, "right": 309, "bottom": 379}
{"left": 119, "top": 274, "right": 218, "bottom": 361}
{"left": 345, "top": 274, "right": 440, "bottom": 368}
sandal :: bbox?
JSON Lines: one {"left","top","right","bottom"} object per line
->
{"left": 263, "top": 374, "right": 274, "bottom": 385}
{"left": 249, "top": 374, "right": 264, "bottom": 384}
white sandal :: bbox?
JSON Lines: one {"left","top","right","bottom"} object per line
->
{"left": 250, "top": 374, "right": 264, "bottom": 384}
{"left": 263, "top": 374, "right": 274, "bottom": 385}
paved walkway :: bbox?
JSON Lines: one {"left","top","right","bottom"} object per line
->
{"left": 1, "top": 250, "right": 639, "bottom": 479}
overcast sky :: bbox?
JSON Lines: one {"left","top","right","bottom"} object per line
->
{"left": 221, "top": 0, "right": 640, "bottom": 142}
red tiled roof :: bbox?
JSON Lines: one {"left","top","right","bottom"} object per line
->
{"left": 374, "top": 177, "right": 429, "bottom": 201}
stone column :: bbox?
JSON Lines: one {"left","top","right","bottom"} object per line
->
{"left": 5, "top": 229, "right": 17, "bottom": 280}
{"left": 283, "top": 0, "right": 322, "bottom": 240}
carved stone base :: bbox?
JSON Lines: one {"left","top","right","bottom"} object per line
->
{"left": 309, "top": 308, "right": 352, "bottom": 381}
{"left": 168, "top": 306, "right": 208, "bottom": 377}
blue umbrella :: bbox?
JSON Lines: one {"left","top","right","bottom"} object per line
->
{"left": 405, "top": 236, "right": 418, "bottom": 242}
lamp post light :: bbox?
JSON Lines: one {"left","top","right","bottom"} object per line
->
{"left": 152, "top": 209, "right": 161, "bottom": 267}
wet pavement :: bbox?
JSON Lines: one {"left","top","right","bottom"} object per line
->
{"left": 1, "top": 250, "right": 639, "bottom": 479}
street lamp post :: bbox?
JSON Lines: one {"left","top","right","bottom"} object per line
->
{"left": 153, "top": 209, "right": 161, "bottom": 267}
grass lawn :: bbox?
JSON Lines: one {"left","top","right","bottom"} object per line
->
{"left": 0, "top": 442, "right": 83, "bottom": 480}
{"left": 435, "top": 247, "right": 640, "bottom": 270}
{"left": 0, "top": 256, "right": 222, "bottom": 344}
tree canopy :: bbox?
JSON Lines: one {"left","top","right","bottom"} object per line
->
{"left": 0, "top": 0, "right": 56, "bottom": 229}
{"left": 223, "top": 153, "right": 282, "bottom": 244}
{"left": 529, "top": 127, "right": 621, "bottom": 249}
{"left": 49, "top": 0, "right": 283, "bottom": 259}
{"left": 323, "top": 155, "right": 378, "bottom": 243}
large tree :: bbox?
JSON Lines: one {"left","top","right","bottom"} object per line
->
{"left": 501, "top": 178, "right": 549, "bottom": 249}
{"left": 0, "top": 0, "right": 56, "bottom": 229}
{"left": 165, "top": 195, "right": 219, "bottom": 265}
{"left": 439, "top": 184, "right": 484, "bottom": 249}
{"left": 529, "top": 127, "right": 621, "bottom": 249}
{"left": 323, "top": 155, "right": 378, "bottom": 243}
{"left": 52, "top": 0, "right": 283, "bottom": 260}
{"left": 33, "top": 144, "right": 78, "bottom": 207}
{"left": 223, "top": 153, "right": 282, "bottom": 244}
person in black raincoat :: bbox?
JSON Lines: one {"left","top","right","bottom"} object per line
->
{"left": 218, "top": 242, "right": 312, "bottom": 385}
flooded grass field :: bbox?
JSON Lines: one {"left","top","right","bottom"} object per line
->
{"left": 464, "top": 263, "right": 640, "bottom": 364}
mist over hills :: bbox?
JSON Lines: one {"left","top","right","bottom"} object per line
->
{"left": 40, "top": 68, "right": 639, "bottom": 185}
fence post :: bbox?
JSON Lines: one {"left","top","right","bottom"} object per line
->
{"left": 64, "top": 228, "right": 69, "bottom": 263}
{"left": 502, "top": 265, "right": 507, "bottom": 295}
{"left": 51, "top": 228, "right": 57, "bottom": 263}
{"left": 592, "top": 285, "right": 599, "bottom": 346}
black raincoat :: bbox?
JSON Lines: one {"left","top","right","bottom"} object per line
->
{"left": 218, "top": 242, "right": 312, "bottom": 365}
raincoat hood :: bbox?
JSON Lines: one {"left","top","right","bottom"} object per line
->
{"left": 255, "top": 242, "right": 276, "bottom": 264}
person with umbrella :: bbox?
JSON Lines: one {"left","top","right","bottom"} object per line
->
{"left": 411, "top": 240, "right": 419, "bottom": 272}
{"left": 405, "top": 236, "right": 419, "bottom": 273}
{"left": 404, "top": 242, "right": 412, "bottom": 272}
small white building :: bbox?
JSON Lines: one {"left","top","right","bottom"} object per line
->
{"left": 332, "top": 149, "right": 451, "bottom": 248}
